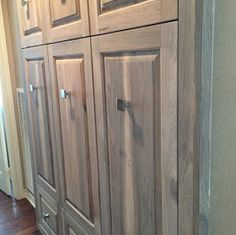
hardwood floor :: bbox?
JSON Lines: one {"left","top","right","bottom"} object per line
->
{"left": 0, "top": 191, "right": 41, "bottom": 235}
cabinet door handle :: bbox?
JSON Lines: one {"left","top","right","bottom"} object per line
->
{"left": 60, "top": 89, "right": 70, "bottom": 99}
{"left": 43, "top": 213, "right": 50, "bottom": 220}
{"left": 29, "top": 84, "right": 36, "bottom": 93}
{"left": 116, "top": 98, "right": 130, "bottom": 112}
{"left": 21, "top": 0, "right": 29, "bottom": 6}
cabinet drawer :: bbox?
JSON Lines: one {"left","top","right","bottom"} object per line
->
{"left": 89, "top": 0, "right": 177, "bottom": 35}
{"left": 37, "top": 186, "right": 59, "bottom": 235}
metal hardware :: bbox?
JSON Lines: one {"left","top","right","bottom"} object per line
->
{"left": 22, "top": 0, "right": 30, "bottom": 19}
{"left": 22, "top": 0, "right": 29, "bottom": 6}
{"left": 29, "top": 84, "right": 36, "bottom": 93}
{"left": 61, "top": 0, "right": 66, "bottom": 4}
{"left": 60, "top": 89, "right": 70, "bottom": 99}
{"left": 116, "top": 98, "right": 130, "bottom": 112}
{"left": 43, "top": 213, "right": 50, "bottom": 220}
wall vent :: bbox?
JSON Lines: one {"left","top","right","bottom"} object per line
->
{"left": 16, "top": 88, "right": 34, "bottom": 196}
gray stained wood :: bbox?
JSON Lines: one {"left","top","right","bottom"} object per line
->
{"left": 48, "top": 39, "right": 101, "bottom": 235}
{"left": 92, "top": 22, "right": 177, "bottom": 235}
{"left": 43, "top": 0, "right": 90, "bottom": 43}
{"left": 89, "top": 0, "right": 177, "bottom": 35}
{"left": 22, "top": 46, "right": 59, "bottom": 200}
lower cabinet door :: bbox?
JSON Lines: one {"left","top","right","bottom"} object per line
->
{"left": 92, "top": 22, "right": 178, "bottom": 235}
{"left": 48, "top": 39, "right": 101, "bottom": 235}
{"left": 23, "top": 46, "right": 59, "bottom": 200}
{"left": 63, "top": 210, "right": 89, "bottom": 235}
{"left": 37, "top": 186, "right": 59, "bottom": 235}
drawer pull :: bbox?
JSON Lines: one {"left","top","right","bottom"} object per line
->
{"left": 60, "top": 89, "right": 70, "bottom": 99}
{"left": 43, "top": 213, "right": 50, "bottom": 220}
{"left": 116, "top": 98, "right": 130, "bottom": 112}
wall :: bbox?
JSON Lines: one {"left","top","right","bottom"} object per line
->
{"left": 209, "top": 0, "right": 236, "bottom": 234}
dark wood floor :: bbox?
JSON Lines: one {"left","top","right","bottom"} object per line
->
{"left": 0, "top": 191, "right": 41, "bottom": 235}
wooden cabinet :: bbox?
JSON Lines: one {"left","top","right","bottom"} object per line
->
{"left": 23, "top": 46, "right": 59, "bottom": 200}
{"left": 63, "top": 210, "right": 89, "bottom": 235}
{"left": 89, "top": 0, "right": 177, "bottom": 35}
{"left": 17, "top": 0, "right": 45, "bottom": 47}
{"left": 48, "top": 39, "right": 101, "bottom": 235}
{"left": 43, "top": 0, "right": 90, "bottom": 43}
{"left": 92, "top": 22, "right": 177, "bottom": 235}
{"left": 37, "top": 186, "right": 60, "bottom": 235}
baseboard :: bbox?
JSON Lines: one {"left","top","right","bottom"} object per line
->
{"left": 25, "top": 189, "right": 35, "bottom": 208}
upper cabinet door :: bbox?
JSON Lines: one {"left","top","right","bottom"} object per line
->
{"left": 92, "top": 22, "right": 177, "bottom": 235}
{"left": 48, "top": 39, "right": 101, "bottom": 235}
{"left": 44, "top": 0, "right": 90, "bottom": 43}
{"left": 23, "top": 46, "right": 59, "bottom": 199}
{"left": 89, "top": 0, "right": 177, "bottom": 35}
{"left": 17, "top": 0, "right": 45, "bottom": 48}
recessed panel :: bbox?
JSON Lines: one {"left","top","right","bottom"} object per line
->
{"left": 23, "top": 0, "right": 41, "bottom": 35}
{"left": 28, "top": 60, "right": 55, "bottom": 188}
{"left": 49, "top": 0, "right": 80, "bottom": 26}
{"left": 56, "top": 58, "right": 93, "bottom": 220}
{"left": 104, "top": 52, "right": 161, "bottom": 235}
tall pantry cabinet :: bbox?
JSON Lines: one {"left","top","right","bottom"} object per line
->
{"left": 17, "top": 0, "right": 183, "bottom": 234}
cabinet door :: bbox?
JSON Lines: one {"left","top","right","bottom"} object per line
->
{"left": 17, "top": 0, "right": 45, "bottom": 47}
{"left": 63, "top": 210, "right": 89, "bottom": 235}
{"left": 44, "top": 0, "right": 90, "bottom": 43}
{"left": 89, "top": 0, "right": 177, "bottom": 35}
{"left": 48, "top": 39, "right": 101, "bottom": 235}
{"left": 92, "top": 22, "right": 177, "bottom": 235}
{"left": 23, "top": 46, "right": 59, "bottom": 200}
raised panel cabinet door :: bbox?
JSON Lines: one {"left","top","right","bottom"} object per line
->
{"left": 43, "top": 0, "right": 90, "bottom": 43}
{"left": 23, "top": 46, "right": 59, "bottom": 200}
{"left": 63, "top": 210, "right": 90, "bottom": 235}
{"left": 89, "top": 0, "right": 177, "bottom": 35}
{"left": 48, "top": 39, "right": 101, "bottom": 235}
{"left": 92, "top": 22, "right": 177, "bottom": 235}
{"left": 17, "top": 0, "right": 45, "bottom": 47}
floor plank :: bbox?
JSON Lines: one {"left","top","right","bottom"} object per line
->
{"left": 0, "top": 191, "right": 41, "bottom": 235}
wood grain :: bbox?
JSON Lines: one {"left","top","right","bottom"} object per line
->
{"left": 89, "top": 0, "right": 177, "bottom": 35}
{"left": 48, "top": 38, "right": 101, "bottom": 235}
{"left": 16, "top": 0, "right": 44, "bottom": 48}
{"left": 92, "top": 22, "right": 177, "bottom": 235}
{"left": 43, "top": 0, "right": 90, "bottom": 43}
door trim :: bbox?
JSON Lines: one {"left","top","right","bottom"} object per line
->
{"left": 0, "top": 0, "right": 25, "bottom": 200}
{"left": 178, "top": 0, "right": 215, "bottom": 234}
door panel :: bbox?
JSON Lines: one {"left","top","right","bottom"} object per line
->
{"left": 23, "top": 46, "right": 59, "bottom": 199}
{"left": 89, "top": 0, "right": 177, "bottom": 35}
{"left": 17, "top": 0, "right": 44, "bottom": 47}
{"left": 44, "top": 0, "right": 89, "bottom": 43}
{"left": 92, "top": 22, "right": 177, "bottom": 235}
{"left": 48, "top": 39, "right": 101, "bottom": 235}
{"left": 63, "top": 210, "right": 89, "bottom": 235}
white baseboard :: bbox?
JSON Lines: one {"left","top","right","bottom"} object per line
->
{"left": 25, "top": 189, "right": 35, "bottom": 208}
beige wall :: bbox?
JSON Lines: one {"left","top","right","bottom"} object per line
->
{"left": 209, "top": 0, "right": 236, "bottom": 234}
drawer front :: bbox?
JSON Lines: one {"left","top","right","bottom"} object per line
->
{"left": 89, "top": 0, "right": 177, "bottom": 35}
{"left": 37, "top": 186, "right": 59, "bottom": 235}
